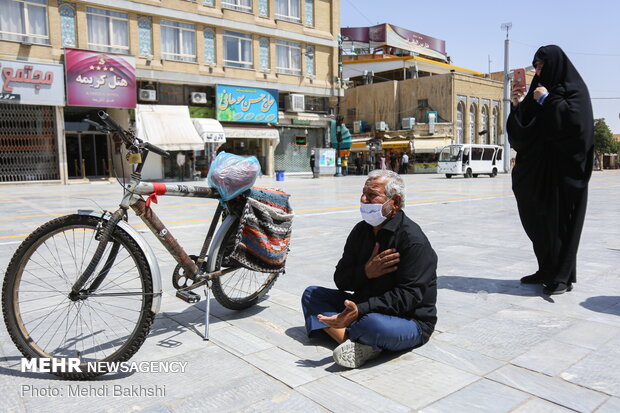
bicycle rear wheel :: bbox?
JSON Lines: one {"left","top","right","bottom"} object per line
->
{"left": 211, "top": 218, "right": 279, "bottom": 310}
{"left": 2, "top": 214, "right": 155, "bottom": 379}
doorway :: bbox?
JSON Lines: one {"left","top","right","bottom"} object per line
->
{"left": 66, "top": 132, "right": 111, "bottom": 179}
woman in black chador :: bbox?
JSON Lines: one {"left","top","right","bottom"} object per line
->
{"left": 507, "top": 45, "right": 593, "bottom": 295}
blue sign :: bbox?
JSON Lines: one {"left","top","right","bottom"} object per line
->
{"left": 216, "top": 84, "right": 278, "bottom": 123}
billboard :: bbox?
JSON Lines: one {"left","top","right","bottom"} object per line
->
{"left": 216, "top": 84, "right": 278, "bottom": 123}
{"left": 65, "top": 49, "right": 136, "bottom": 108}
{"left": 0, "top": 59, "right": 65, "bottom": 106}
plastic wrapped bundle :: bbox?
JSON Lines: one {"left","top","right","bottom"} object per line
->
{"left": 207, "top": 152, "right": 261, "bottom": 201}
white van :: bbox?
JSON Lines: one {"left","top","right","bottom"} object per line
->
{"left": 437, "top": 144, "right": 505, "bottom": 178}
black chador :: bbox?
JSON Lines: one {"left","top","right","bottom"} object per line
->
{"left": 507, "top": 45, "right": 594, "bottom": 295}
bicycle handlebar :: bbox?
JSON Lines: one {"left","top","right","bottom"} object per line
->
{"left": 143, "top": 142, "right": 170, "bottom": 158}
{"left": 98, "top": 110, "right": 170, "bottom": 158}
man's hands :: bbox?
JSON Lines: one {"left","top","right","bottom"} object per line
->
{"left": 318, "top": 300, "right": 359, "bottom": 328}
{"left": 365, "top": 242, "right": 400, "bottom": 279}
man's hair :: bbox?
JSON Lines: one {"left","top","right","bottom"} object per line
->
{"left": 367, "top": 169, "right": 406, "bottom": 205}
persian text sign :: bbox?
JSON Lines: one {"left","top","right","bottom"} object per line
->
{"left": 65, "top": 49, "right": 136, "bottom": 108}
{"left": 0, "top": 59, "right": 64, "bottom": 106}
{"left": 216, "top": 84, "right": 278, "bottom": 123}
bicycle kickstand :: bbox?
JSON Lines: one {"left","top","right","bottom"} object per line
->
{"left": 203, "top": 280, "right": 212, "bottom": 341}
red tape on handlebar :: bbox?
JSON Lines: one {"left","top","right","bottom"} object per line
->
{"left": 146, "top": 183, "right": 167, "bottom": 207}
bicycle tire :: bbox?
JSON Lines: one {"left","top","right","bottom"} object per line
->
{"left": 2, "top": 214, "right": 155, "bottom": 379}
{"left": 211, "top": 217, "right": 279, "bottom": 310}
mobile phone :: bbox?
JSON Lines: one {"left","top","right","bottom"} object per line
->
{"left": 513, "top": 68, "right": 526, "bottom": 90}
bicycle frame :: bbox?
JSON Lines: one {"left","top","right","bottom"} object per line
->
{"left": 69, "top": 171, "right": 234, "bottom": 311}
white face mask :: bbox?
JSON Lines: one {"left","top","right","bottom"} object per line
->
{"left": 360, "top": 198, "right": 392, "bottom": 227}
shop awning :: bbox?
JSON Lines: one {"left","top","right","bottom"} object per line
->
{"left": 382, "top": 140, "right": 413, "bottom": 150}
{"left": 192, "top": 118, "right": 225, "bottom": 143}
{"left": 136, "top": 105, "right": 204, "bottom": 151}
{"left": 223, "top": 127, "right": 280, "bottom": 145}
{"left": 413, "top": 137, "right": 452, "bottom": 153}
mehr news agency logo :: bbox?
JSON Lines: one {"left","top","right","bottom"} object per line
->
{"left": 21, "top": 358, "right": 188, "bottom": 374}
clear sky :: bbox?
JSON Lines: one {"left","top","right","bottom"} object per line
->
{"left": 340, "top": 0, "right": 620, "bottom": 133}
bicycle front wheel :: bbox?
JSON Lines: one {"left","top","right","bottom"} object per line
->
{"left": 211, "top": 217, "right": 279, "bottom": 310}
{"left": 2, "top": 214, "right": 155, "bottom": 379}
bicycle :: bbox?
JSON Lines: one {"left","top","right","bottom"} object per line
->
{"left": 2, "top": 111, "right": 292, "bottom": 379}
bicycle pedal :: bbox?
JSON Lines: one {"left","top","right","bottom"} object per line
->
{"left": 176, "top": 290, "right": 201, "bottom": 303}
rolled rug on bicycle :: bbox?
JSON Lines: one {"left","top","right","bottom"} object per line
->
{"left": 229, "top": 189, "right": 294, "bottom": 273}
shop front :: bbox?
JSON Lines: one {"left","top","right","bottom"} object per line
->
{"left": 63, "top": 49, "right": 137, "bottom": 181}
{"left": 136, "top": 104, "right": 205, "bottom": 180}
{"left": 411, "top": 136, "right": 452, "bottom": 173}
{"left": 0, "top": 59, "right": 65, "bottom": 183}
{"left": 216, "top": 84, "right": 280, "bottom": 176}
{"left": 275, "top": 114, "right": 329, "bottom": 174}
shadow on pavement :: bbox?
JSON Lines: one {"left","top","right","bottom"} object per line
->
{"left": 580, "top": 296, "right": 620, "bottom": 316}
{"left": 438, "top": 275, "right": 550, "bottom": 299}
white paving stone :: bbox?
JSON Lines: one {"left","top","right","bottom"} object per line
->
{"left": 487, "top": 365, "right": 608, "bottom": 412}
{"left": 420, "top": 379, "right": 529, "bottom": 413}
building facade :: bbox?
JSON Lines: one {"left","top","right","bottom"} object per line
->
{"left": 340, "top": 24, "right": 508, "bottom": 173}
{"left": 1, "top": 0, "right": 339, "bottom": 183}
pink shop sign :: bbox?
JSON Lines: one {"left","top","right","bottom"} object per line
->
{"left": 65, "top": 49, "right": 136, "bottom": 108}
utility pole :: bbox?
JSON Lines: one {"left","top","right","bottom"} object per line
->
{"left": 501, "top": 22, "right": 512, "bottom": 173}
{"left": 335, "top": 33, "right": 343, "bottom": 177}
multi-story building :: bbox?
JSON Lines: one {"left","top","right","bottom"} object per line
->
{"left": 0, "top": 0, "right": 339, "bottom": 183}
{"left": 340, "top": 23, "right": 512, "bottom": 172}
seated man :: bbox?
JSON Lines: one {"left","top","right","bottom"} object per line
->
{"left": 301, "top": 170, "right": 438, "bottom": 368}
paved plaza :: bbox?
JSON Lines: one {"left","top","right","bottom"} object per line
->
{"left": 0, "top": 170, "right": 619, "bottom": 412}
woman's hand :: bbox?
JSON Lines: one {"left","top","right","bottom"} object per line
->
{"left": 533, "top": 84, "right": 548, "bottom": 101}
{"left": 511, "top": 83, "right": 526, "bottom": 106}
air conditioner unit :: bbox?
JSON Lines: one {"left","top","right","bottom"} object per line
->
{"left": 375, "top": 121, "right": 388, "bottom": 132}
{"left": 285, "top": 94, "right": 305, "bottom": 112}
{"left": 191, "top": 92, "right": 207, "bottom": 104}
{"left": 139, "top": 89, "right": 157, "bottom": 102}
{"left": 402, "top": 117, "right": 416, "bottom": 130}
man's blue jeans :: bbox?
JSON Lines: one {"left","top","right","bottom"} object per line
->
{"left": 301, "top": 286, "right": 423, "bottom": 352}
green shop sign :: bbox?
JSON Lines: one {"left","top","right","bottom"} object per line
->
{"left": 216, "top": 84, "right": 278, "bottom": 123}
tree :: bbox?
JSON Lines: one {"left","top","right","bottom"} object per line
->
{"left": 593, "top": 118, "right": 619, "bottom": 169}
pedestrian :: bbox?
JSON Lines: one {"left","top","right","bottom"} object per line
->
{"left": 310, "top": 150, "right": 317, "bottom": 178}
{"left": 301, "top": 170, "right": 437, "bottom": 368}
{"left": 342, "top": 156, "right": 348, "bottom": 176}
{"left": 379, "top": 154, "right": 387, "bottom": 170}
{"left": 507, "top": 45, "right": 594, "bottom": 295}
{"left": 400, "top": 152, "right": 409, "bottom": 174}
{"left": 390, "top": 151, "right": 398, "bottom": 172}
{"left": 176, "top": 152, "right": 186, "bottom": 181}
{"left": 354, "top": 153, "right": 362, "bottom": 175}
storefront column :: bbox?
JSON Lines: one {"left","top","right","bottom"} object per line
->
{"left": 55, "top": 107, "right": 68, "bottom": 184}
{"left": 267, "top": 139, "right": 275, "bottom": 176}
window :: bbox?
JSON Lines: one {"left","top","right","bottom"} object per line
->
{"left": 306, "top": 96, "right": 327, "bottom": 113}
{"left": 222, "top": 0, "right": 252, "bottom": 12}
{"left": 0, "top": 0, "right": 49, "bottom": 45}
{"left": 469, "top": 104, "right": 477, "bottom": 143}
{"left": 481, "top": 105, "right": 489, "bottom": 144}
{"left": 161, "top": 19, "right": 196, "bottom": 62}
{"left": 276, "top": 0, "right": 301, "bottom": 23}
{"left": 492, "top": 106, "right": 499, "bottom": 145}
{"left": 86, "top": 7, "right": 128, "bottom": 54}
{"left": 223, "top": 30, "right": 252, "bottom": 69}
{"left": 276, "top": 40, "right": 301, "bottom": 75}
{"left": 417, "top": 99, "right": 428, "bottom": 109}
{"left": 456, "top": 102, "right": 464, "bottom": 144}
{"left": 482, "top": 148, "right": 494, "bottom": 160}
{"left": 471, "top": 147, "right": 483, "bottom": 160}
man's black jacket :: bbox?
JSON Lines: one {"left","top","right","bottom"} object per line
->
{"left": 334, "top": 210, "right": 437, "bottom": 343}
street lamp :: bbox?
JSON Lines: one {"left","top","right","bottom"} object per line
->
{"left": 501, "top": 22, "right": 512, "bottom": 173}
{"left": 334, "top": 33, "right": 345, "bottom": 177}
